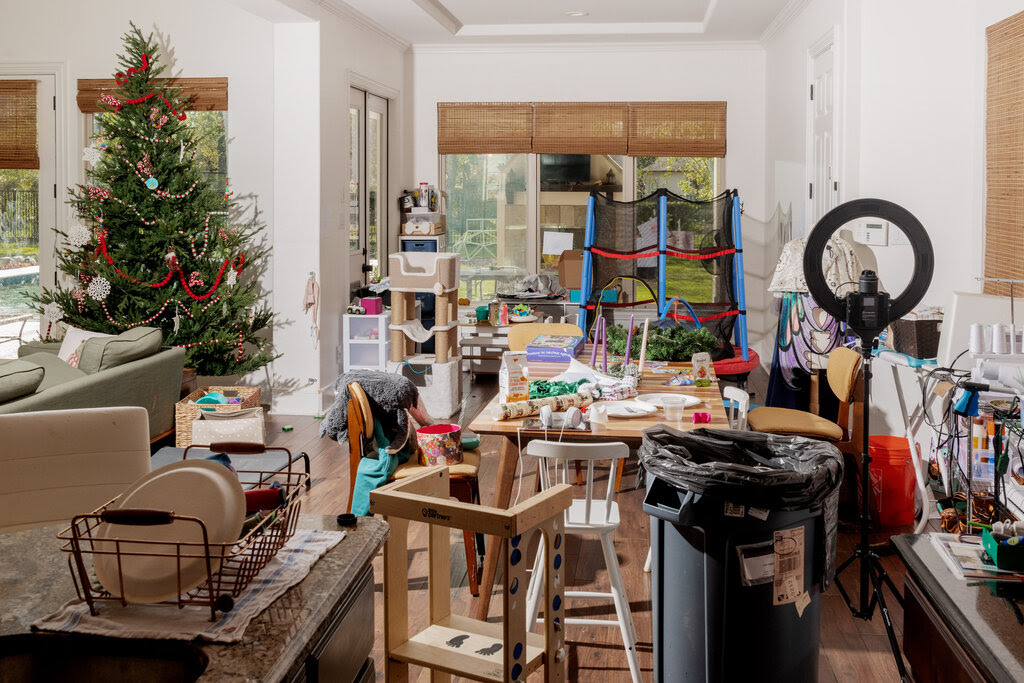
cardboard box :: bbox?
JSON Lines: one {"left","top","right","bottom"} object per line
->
{"left": 557, "top": 249, "right": 583, "bottom": 289}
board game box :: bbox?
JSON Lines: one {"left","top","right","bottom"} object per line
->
{"left": 526, "top": 334, "right": 585, "bottom": 362}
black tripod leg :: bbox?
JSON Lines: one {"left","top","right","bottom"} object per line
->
{"left": 874, "top": 555, "right": 906, "bottom": 609}
{"left": 868, "top": 560, "right": 908, "bottom": 681}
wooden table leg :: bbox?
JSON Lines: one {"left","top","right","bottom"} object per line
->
{"left": 475, "top": 435, "right": 520, "bottom": 620}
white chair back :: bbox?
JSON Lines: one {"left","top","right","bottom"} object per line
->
{"left": 0, "top": 407, "right": 151, "bottom": 533}
{"left": 525, "top": 440, "right": 629, "bottom": 525}
{"left": 723, "top": 386, "right": 750, "bottom": 430}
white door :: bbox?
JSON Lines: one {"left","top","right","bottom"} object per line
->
{"left": 809, "top": 41, "right": 839, "bottom": 227}
{"left": 348, "top": 88, "right": 389, "bottom": 294}
{"left": 0, "top": 74, "right": 55, "bottom": 356}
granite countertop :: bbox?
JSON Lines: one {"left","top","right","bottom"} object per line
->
{"left": 893, "top": 534, "right": 1024, "bottom": 683}
{"left": 0, "top": 514, "right": 388, "bottom": 682}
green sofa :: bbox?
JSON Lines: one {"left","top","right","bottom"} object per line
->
{"left": 2, "top": 334, "right": 185, "bottom": 440}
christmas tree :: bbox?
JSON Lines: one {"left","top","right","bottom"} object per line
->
{"left": 37, "top": 24, "right": 275, "bottom": 376}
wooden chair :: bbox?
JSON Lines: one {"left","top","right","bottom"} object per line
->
{"left": 747, "top": 346, "right": 863, "bottom": 454}
{"left": 345, "top": 382, "right": 485, "bottom": 595}
{"left": 524, "top": 440, "right": 642, "bottom": 683}
{"left": 508, "top": 322, "right": 586, "bottom": 352}
{"left": 0, "top": 407, "right": 150, "bottom": 534}
{"left": 370, "top": 467, "right": 572, "bottom": 682}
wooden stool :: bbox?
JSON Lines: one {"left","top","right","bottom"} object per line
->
{"left": 371, "top": 467, "right": 571, "bottom": 682}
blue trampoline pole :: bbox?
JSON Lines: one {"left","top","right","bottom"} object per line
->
{"left": 579, "top": 193, "right": 596, "bottom": 336}
{"left": 658, "top": 191, "right": 668, "bottom": 316}
{"left": 731, "top": 193, "right": 750, "bottom": 361}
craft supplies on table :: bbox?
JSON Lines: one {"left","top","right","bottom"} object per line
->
{"left": 497, "top": 392, "right": 594, "bottom": 421}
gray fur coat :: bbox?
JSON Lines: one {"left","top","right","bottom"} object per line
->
{"left": 320, "top": 371, "right": 420, "bottom": 451}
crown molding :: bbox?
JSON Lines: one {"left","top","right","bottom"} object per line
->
{"left": 759, "top": 0, "right": 814, "bottom": 45}
{"left": 317, "top": 0, "right": 411, "bottom": 51}
{"left": 456, "top": 21, "right": 705, "bottom": 37}
{"left": 411, "top": 39, "right": 763, "bottom": 54}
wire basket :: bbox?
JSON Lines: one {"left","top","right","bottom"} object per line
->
{"left": 58, "top": 444, "right": 308, "bottom": 621}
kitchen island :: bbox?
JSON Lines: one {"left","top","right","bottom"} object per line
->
{"left": 0, "top": 514, "right": 388, "bottom": 682}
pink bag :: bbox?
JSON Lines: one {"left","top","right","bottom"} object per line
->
{"left": 417, "top": 424, "right": 463, "bottom": 466}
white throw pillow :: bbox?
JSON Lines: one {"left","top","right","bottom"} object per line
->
{"left": 58, "top": 326, "right": 113, "bottom": 368}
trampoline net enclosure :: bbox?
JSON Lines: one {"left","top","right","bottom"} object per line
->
{"left": 586, "top": 189, "right": 738, "bottom": 344}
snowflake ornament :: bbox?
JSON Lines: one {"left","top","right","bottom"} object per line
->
{"left": 42, "top": 301, "right": 64, "bottom": 323}
{"left": 67, "top": 223, "right": 92, "bottom": 248}
{"left": 82, "top": 146, "right": 103, "bottom": 165}
{"left": 226, "top": 269, "right": 238, "bottom": 286}
{"left": 86, "top": 276, "right": 111, "bottom": 301}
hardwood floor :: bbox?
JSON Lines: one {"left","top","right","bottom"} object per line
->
{"left": 264, "top": 374, "right": 910, "bottom": 681}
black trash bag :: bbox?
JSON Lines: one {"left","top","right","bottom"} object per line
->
{"left": 639, "top": 426, "right": 844, "bottom": 587}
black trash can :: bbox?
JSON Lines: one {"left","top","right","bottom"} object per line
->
{"left": 640, "top": 427, "right": 843, "bottom": 683}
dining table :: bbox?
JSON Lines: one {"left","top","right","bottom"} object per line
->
{"left": 467, "top": 346, "right": 730, "bottom": 619}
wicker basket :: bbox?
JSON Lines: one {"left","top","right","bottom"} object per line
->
{"left": 175, "top": 385, "right": 262, "bottom": 447}
{"left": 889, "top": 319, "right": 942, "bottom": 359}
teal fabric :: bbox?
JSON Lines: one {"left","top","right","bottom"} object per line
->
{"left": 351, "top": 419, "right": 414, "bottom": 516}
{"left": 20, "top": 352, "right": 87, "bottom": 391}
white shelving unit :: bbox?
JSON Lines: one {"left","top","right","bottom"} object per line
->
{"left": 343, "top": 312, "right": 390, "bottom": 371}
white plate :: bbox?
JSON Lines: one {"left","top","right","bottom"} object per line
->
{"left": 603, "top": 400, "right": 658, "bottom": 419}
{"left": 509, "top": 314, "right": 538, "bottom": 322}
{"left": 93, "top": 459, "right": 245, "bottom": 604}
{"left": 636, "top": 393, "right": 702, "bottom": 409}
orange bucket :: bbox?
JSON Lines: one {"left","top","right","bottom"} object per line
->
{"left": 868, "top": 436, "right": 915, "bottom": 526}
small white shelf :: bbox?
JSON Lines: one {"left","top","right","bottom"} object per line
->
{"left": 343, "top": 312, "right": 390, "bottom": 371}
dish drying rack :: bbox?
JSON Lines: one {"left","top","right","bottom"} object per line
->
{"left": 58, "top": 443, "right": 310, "bottom": 621}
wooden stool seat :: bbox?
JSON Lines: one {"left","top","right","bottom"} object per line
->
{"left": 393, "top": 449, "right": 481, "bottom": 480}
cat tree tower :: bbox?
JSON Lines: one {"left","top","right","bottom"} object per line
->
{"left": 388, "top": 251, "right": 462, "bottom": 418}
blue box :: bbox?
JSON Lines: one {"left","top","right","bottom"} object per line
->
{"left": 526, "top": 334, "right": 585, "bottom": 362}
{"left": 569, "top": 289, "right": 617, "bottom": 304}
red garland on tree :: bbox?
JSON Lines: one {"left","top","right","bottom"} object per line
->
{"left": 36, "top": 23, "right": 276, "bottom": 376}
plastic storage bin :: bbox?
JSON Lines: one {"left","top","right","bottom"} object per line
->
{"left": 640, "top": 427, "right": 843, "bottom": 683}
{"left": 868, "top": 435, "right": 915, "bottom": 526}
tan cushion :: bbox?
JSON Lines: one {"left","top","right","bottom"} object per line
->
{"left": 747, "top": 407, "right": 844, "bottom": 441}
{"left": 77, "top": 326, "right": 163, "bottom": 374}
{"left": 826, "top": 347, "right": 862, "bottom": 403}
{"left": 392, "top": 448, "right": 481, "bottom": 480}
{"left": 0, "top": 359, "right": 45, "bottom": 402}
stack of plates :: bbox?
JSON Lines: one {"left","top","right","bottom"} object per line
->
{"left": 636, "top": 393, "right": 702, "bottom": 409}
{"left": 93, "top": 460, "right": 245, "bottom": 603}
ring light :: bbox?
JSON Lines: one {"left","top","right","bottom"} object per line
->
{"left": 802, "top": 198, "right": 934, "bottom": 338}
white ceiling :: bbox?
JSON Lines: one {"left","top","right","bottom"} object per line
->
{"left": 337, "top": 0, "right": 798, "bottom": 45}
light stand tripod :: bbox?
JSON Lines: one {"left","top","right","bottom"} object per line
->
{"left": 831, "top": 343, "right": 907, "bottom": 681}
{"left": 802, "top": 199, "right": 934, "bottom": 683}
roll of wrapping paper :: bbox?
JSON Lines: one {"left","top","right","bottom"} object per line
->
{"left": 498, "top": 392, "right": 594, "bottom": 420}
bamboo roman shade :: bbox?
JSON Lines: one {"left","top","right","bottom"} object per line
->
{"left": 437, "top": 101, "right": 727, "bottom": 157}
{"left": 76, "top": 77, "right": 229, "bottom": 113}
{"left": 984, "top": 10, "right": 1024, "bottom": 296}
{"left": 0, "top": 80, "right": 39, "bottom": 170}
{"left": 437, "top": 102, "right": 533, "bottom": 154}
{"left": 533, "top": 102, "right": 629, "bottom": 154}
{"left": 627, "top": 101, "right": 727, "bottom": 157}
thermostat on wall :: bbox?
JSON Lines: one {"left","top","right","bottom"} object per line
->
{"left": 859, "top": 220, "right": 888, "bottom": 246}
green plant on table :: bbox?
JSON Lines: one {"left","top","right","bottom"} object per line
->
{"left": 604, "top": 321, "right": 718, "bottom": 362}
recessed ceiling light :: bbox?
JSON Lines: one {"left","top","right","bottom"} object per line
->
{"left": 564, "top": 10, "right": 589, "bottom": 17}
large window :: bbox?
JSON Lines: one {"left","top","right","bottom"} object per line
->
{"left": 443, "top": 154, "right": 719, "bottom": 301}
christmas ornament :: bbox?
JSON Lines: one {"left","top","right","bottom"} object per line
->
{"left": 137, "top": 153, "right": 152, "bottom": 176}
{"left": 82, "top": 146, "right": 103, "bottom": 165}
{"left": 188, "top": 271, "right": 205, "bottom": 287}
{"left": 87, "top": 276, "right": 111, "bottom": 301}
{"left": 97, "top": 138, "right": 109, "bottom": 151}
{"left": 226, "top": 269, "right": 237, "bottom": 286}
{"left": 67, "top": 223, "right": 92, "bottom": 248}
{"left": 173, "top": 310, "right": 180, "bottom": 332}
{"left": 145, "top": 177, "right": 159, "bottom": 190}
{"left": 43, "top": 301, "right": 64, "bottom": 323}
{"left": 166, "top": 250, "right": 177, "bottom": 266}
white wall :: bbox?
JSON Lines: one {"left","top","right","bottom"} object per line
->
{"left": 765, "top": 0, "right": 1023, "bottom": 433}
{"left": 409, "top": 43, "right": 771, "bottom": 351}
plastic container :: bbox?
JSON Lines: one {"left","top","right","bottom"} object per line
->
{"left": 639, "top": 427, "right": 843, "bottom": 683}
{"left": 868, "top": 435, "right": 915, "bottom": 526}
{"left": 661, "top": 395, "right": 684, "bottom": 421}
{"left": 416, "top": 424, "right": 463, "bottom": 466}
